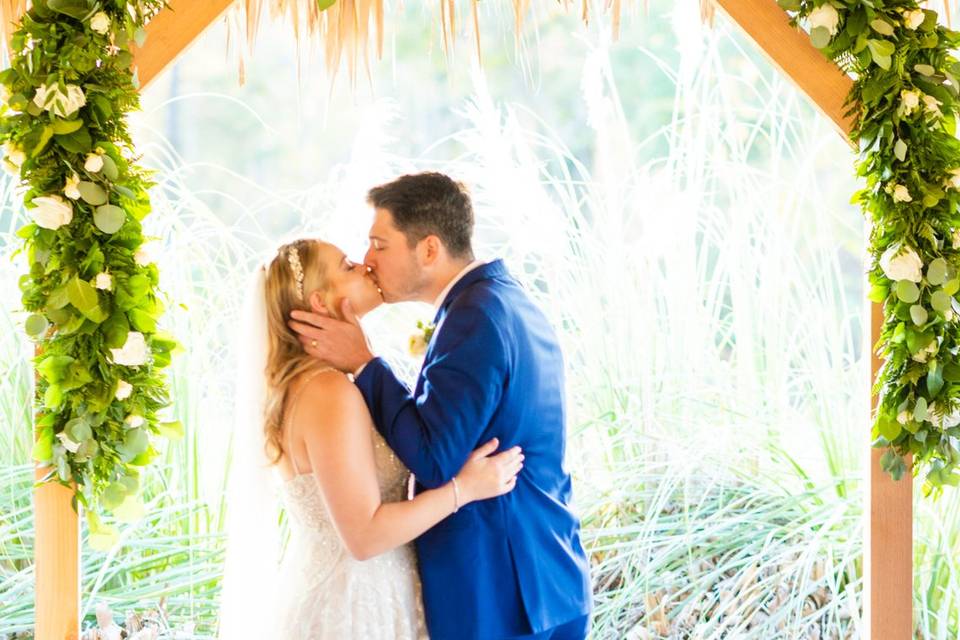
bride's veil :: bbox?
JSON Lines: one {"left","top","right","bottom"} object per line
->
{"left": 218, "top": 265, "right": 283, "bottom": 637}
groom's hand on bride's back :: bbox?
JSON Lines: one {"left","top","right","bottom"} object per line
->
{"left": 288, "top": 298, "right": 374, "bottom": 374}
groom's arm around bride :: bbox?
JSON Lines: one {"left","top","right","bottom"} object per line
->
{"left": 291, "top": 172, "right": 592, "bottom": 640}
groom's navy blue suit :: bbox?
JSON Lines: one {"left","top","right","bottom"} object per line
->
{"left": 356, "top": 259, "right": 592, "bottom": 640}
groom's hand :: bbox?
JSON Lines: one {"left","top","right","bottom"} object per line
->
{"left": 288, "top": 299, "right": 374, "bottom": 374}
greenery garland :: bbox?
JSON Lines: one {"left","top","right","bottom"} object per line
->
{"left": 0, "top": 0, "right": 179, "bottom": 548}
{"left": 781, "top": 0, "right": 960, "bottom": 493}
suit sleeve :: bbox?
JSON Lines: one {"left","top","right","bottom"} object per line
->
{"left": 355, "top": 308, "right": 508, "bottom": 489}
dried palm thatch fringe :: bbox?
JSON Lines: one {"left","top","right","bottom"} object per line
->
{"left": 0, "top": 0, "right": 708, "bottom": 83}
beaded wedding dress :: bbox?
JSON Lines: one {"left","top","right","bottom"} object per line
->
{"left": 272, "top": 423, "right": 428, "bottom": 639}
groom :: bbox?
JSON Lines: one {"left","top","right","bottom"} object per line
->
{"left": 289, "top": 172, "right": 592, "bottom": 640}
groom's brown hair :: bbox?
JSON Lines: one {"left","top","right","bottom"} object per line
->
{"left": 367, "top": 172, "right": 475, "bottom": 259}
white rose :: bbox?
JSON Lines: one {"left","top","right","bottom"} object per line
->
{"left": 904, "top": 9, "right": 925, "bottom": 30}
{"left": 942, "top": 412, "right": 960, "bottom": 429}
{"left": 85, "top": 152, "right": 104, "bottom": 173}
{"left": 56, "top": 432, "right": 81, "bottom": 453}
{"left": 879, "top": 244, "right": 923, "bottom": 282}
{"left": 808, "top": 3, "right": 840, "bottom": 36}
{"left": 33, "top": 83, "right": 86, "bottom": 118}
{"left": 124, "top": 414, "right": 144, "bottom": 429}
{"left": 891, "top": 183, "right": 913, "bottom": 203}
{"left": 89, "top": 11, "right": 111, "bottom": 35}
{"left": 115, "top": 380, "right": 133, "bottom": 400}
{"left": 94, "top": 272, "right": 112, "bottom": 290}
{"left": 924, "top": 94, "right": 942, "bottom": 117}
{"left": 30, "top": 195, "right": 74, "bottom": 230}
{"left": 897, "top": 410, "right": 911, "bottom": 425}
{"left": 900, "top": 89, "right": 921, "bottom": 116}
{"left": 4, "top": 141, "right": 25, "bottom": 168}
{"left": 64, "top": 173, "right": 81, "bottom": 200}
{"left": 110, "top": 331, "right": 149, "bottom": 367}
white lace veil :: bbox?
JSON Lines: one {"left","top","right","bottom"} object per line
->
{"left": 218, "top": 265, "right": 282, "bottom": 638}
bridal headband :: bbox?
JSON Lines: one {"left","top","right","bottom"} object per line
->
{"left": 287, "top": 246, "right": 305, "bottom": 301}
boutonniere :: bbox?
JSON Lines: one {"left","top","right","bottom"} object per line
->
{"left": 408, "top": 320, "right": 436, "bottom": 357}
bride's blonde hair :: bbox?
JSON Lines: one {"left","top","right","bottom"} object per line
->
{"left": 262, "top": 238, "right": 341, "bottom": 463}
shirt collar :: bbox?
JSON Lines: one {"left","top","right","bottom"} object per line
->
{"left": 433, "top": 260, "right": 486, "bottom": 310}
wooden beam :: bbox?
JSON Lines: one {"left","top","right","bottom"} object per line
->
{"left": 131, "top": 0, "right": 237, "bottom": 90}
{"left": 33, "top": 473, "right": 79, "bottom": 640}
{"left": 714, "top": 1, "right": 913, "bottom": 637}
{"left": 714, "top": 0, "right": 856, "bottom": 140}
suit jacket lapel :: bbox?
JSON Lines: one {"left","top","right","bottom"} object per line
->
{"left": 432, "top": 259, "right": 508, "bottom": 326}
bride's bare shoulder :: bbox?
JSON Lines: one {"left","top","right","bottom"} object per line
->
{"left": 296, "top": 368, "right": 366, "bottom": 416}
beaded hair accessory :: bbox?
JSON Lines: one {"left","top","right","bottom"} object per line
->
{"left": 287, "top": 246, "right": 305, "bottom": 301}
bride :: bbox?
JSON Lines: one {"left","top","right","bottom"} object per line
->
{"left": 218, "top": 238, "right": 524, "bottom": 639}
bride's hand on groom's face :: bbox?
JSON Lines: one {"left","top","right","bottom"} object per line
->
{"left": 288, "top": 299, "right": 374, "bottom": 374}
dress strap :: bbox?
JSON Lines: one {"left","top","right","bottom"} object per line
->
{"left": 284, "top": 366, "right": 334, "bottom": 476}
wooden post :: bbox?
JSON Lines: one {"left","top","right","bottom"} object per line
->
{"left": 713, "top": 1, "right": 914, "bottom": 636}
{"left": 33, "top": 474, "right": 80, "bottom": 640}
{"left": 866, "top": 302, "right": 914, "bottom": 639}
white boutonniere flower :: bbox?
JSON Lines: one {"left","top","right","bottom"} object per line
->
{"left": 408, "top": 320, "right": 436, "bottom": 357}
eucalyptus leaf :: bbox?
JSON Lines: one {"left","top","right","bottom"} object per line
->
{"left": 25, "top": 313, "right": 48, "bottom": 337}
{"left": 915, "top": 64, "right": 936, "bottom": 76}
{"left": 78, "top": 181, "right": 108, "bottom": 206}
{"left": 101, "top": 155, "right": 119, "bottom": 181}
{"left": 911, "top": 304, "right": 928, "bottom": 326}
{"left": 810, "top": 27, "right": 832, "bottom": 49}
{"left": 915, "top": 397, "right": 929, "bottom": 422}
{"left": 931, "top": 290, "right": 952, "bottom": 312}
{"left": 896, "top": 280, "right": 920, "bottom": 304}
{"left": 928, "top": 258, "right": 948, "bottom": 286}
{"left": 93, "top": 204, "right": 125, "bottom": 234}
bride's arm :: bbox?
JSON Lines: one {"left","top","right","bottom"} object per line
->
{"left": 293, "top": 371, "right": 522, "bottom": 561}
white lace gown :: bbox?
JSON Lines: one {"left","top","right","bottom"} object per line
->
{"left": 273, "top": 428, "right": 428, "bottom": 639}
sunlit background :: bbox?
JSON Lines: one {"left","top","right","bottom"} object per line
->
{"left": 3, "top": 1, "right": 960, "bottom": 638}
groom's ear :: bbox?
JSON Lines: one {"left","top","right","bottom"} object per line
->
{"left": 420, "top": 235, "right": 442, "bottom": 265}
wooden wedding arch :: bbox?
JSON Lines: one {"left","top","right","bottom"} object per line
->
{"left": 30, "top": 1, "right": 910, "bottom": 638}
